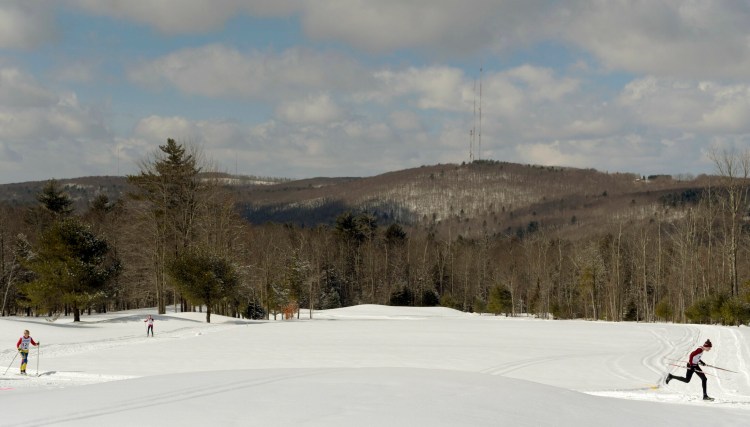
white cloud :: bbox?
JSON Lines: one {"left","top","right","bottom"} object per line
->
{"left": 699, "top": 86, "right": 750, "bottom": 132}
{"left": 514, "top": 134, "right": 689, "bottom": 174}
{"left": 389, "top": 110, "right": 422, "bottom": 132}
{"left": 518, "top": 141, "right": 586, "bottom": 168}
{"left": 72, "top": 0, "right": 302, "bottom": 34}
{"left": 128, "top": 45, "right": 371, "bottom": 100}
{"left": 505, "top": 65, "right": 579, "bottom": 102}
{"left": 0, "top": 2, "right": 57, "bottom": 49}
{"left": 276, "top": 94, "right": 343, "bottom": 124}
{"left": 363, "top": 64, "right": 578, "bottom": 117}
{"left": 69, "top": 1, "right": 750, "bottom": 80}
{"left": 299, "top": 1, "right": 750, "bottom": 78}
{"left": 301, "top": 0, "right": 544, "bottom": 55}
{"left": 0, "top": 69, "right": 105, "bottom": 142}
{"left": 133, "top": 115, "right": 200, "bottom": 142}
{"left": 560, "top": 0, "right": 750, "bottom": 79}
{"left": 0, "top": 142, "right": 22, "bottom": 163}
{"left": 0, "top": 66, "right": 115, "bottom": 183}
{"left": 561, "top": 119, "right": 619, "bottom": 139}
{"left": 124, "top": 114, "right": 428, "bottom": 178}
{"left": 54, "top": 61, "right": 100, "bottom": 83}
{"left": 0, "top": 68, "right": 59, "bottom": 108}
{"left": 368, "top": 67, "right": 466, "bottom": 110}
{"left": 619, "top": 77, "right": 750, "bottom": 133}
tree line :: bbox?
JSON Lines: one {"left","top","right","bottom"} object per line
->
{"left": 1, "top": 140, "right": 750, "bottom": 324}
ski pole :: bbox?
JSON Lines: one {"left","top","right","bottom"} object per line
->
{"left": 705, "top": 363, "right": 737, "bottom": 373}
{"left": 666, "top": 363, "right": 719, "bottom": 377}
{"left": 3, "top": 350, "right": 19, "bottom": 375}
{"left": 36, "top": 343, "right": 40, "bottom": 376}
{"left": 666, "top": 358, "right": 737, "bottom": 373}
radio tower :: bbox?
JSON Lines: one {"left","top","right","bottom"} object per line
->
{"left": 470, "top": 78, "right": 476, "bottom": 163}
{"left": 478, "top": 66, "right": 482, "bottom": 161}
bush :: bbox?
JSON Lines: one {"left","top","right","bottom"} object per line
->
{"left": 421, "top": 289, "right": 440, "bottom": 307}
{"left": 708, "top": 293, "right": 728, "bottom": 321}
{"left": 654, "top": 299, "right": 673, "bottom": 321}
{"left": 473, "top": 296, "right": 487, "bottom": 314}
{"left": 319, "top": 287, "right": 342, "bottom": 310}
{"left": 623, "top": 300, "right": 639, "bottom": 321}
{"left": 685, "top": 298, "right": 711, "bottom": 323}
{"left": 389, "top": 286, "right": 414, "bottom": 306}
{"left": 719, "top": 297, "right": 750, "bottom": 325}
{"left": 550, "top": 301, "right": 566, "bottom": 319}
{"left": 486, "top": 286, "right": 512, "bottom": 316}
{"left": 440, "top": 293, "right": 462, "bottom": 310}
{"left": 244, "top": 300, "right": 267, "bottom": 320}
{"left": 686, "top": 293, "right": 750, "bottom": 325}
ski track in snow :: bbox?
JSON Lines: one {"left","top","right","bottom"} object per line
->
{"left": 0, "top": 371, "right": 136, "bottom": 391}
{"left": 0, "top": 320, "right": 242, "bottom": 389}
{"left": 1, "top": 322, "right": 240, "bottom": 361}
{"left": 731, "top": 327, "right": 750, "bottom": 390}
{"left": 479, "top": 352, "right": 592, "bottom": 376}
{"left": 10, "top": 370, "right": 337, "bottom": 427}
{"left": 597, "top": 323, "right": 750, "bottom": 407}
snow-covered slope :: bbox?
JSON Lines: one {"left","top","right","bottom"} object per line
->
{"left": 1, "top": 306, "right": 749, "bottom": 426}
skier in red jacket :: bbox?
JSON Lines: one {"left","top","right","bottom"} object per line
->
{"left": 16, "top": 329, "right": 40, "bottom": 375}
{"left": 666, "top": 339, "right": 713, "bottom": 401}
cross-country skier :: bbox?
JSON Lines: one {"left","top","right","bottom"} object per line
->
{"left": 666, "top": 339, "right": 714, "bottom": 401}
{"left": 16, "top": 329, "right": 40, "bottom": 375}
{"left": 144, "top": 314, "right": 154, "bottom": 337}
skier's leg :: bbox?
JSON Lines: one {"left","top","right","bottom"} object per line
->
{"left": 696, "top": 371, "right": 708, "bottom": 397}
{"left": 670, "top": 368, "right": 694, "bottom": 383}
{"left": 19, "top": 351, "right": 28, "bottom": 373}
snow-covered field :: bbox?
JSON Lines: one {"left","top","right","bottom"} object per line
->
{"left": 1, "top": 305, "right": 749, "bottom": 426}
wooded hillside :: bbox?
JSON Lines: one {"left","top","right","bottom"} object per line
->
{"left": 2, "top": 144, "right": 748, "bottom": 325}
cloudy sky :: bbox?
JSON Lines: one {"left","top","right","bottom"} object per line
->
{"left": 1, "top": 1, "right": 750, "bottom": 184}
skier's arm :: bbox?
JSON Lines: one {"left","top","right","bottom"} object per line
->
{"left": 30, "top": 338, "right": 38, "bottom": 346}
{"left": 16, "top": 337, "right": 21, "bottom": 349}
{"left": 688, "top": 348, "right": 702, "bottom": 366}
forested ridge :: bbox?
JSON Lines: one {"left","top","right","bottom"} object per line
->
{"left": 2, "top": 140, "right": 750, "bottom": 325}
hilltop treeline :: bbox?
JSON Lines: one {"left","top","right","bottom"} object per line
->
{"left": 2, "top": 140, "right": 750, "bottom": 324}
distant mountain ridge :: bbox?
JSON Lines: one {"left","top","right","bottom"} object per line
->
{"left": 0, "top": 161, "right": 709, "bottom": 238}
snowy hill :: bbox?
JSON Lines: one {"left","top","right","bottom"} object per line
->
{"left": 1, "top": 306, "right": 749, "bottom": 426}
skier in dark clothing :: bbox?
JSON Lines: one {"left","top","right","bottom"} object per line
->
{"left": 666, "top": 339, "right": 714, "bottom": 401}
{"left": 144, "top": 314, "right": 154, "bottom": 337}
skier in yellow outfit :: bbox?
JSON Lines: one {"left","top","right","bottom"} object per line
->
{"left": 16, "top": 329, "right": 40, "bottom": 375}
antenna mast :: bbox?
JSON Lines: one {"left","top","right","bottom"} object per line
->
{"left": 478, "top": 66, "right": 482, "bottom": 161}
{"left": 470, "top": 78, "right": 476, "bottom": 163}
